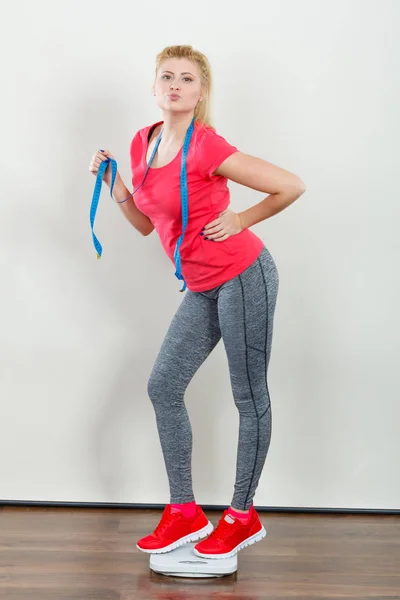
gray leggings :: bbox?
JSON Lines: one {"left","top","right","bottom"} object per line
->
{"left": 147, "top": 246, "right": 279, "bottom": 510}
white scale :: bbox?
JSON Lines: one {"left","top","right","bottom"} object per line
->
{"left": 149, "top": 542, "right": 238, "bottom": 578}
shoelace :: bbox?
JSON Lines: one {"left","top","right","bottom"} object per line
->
{"left": 205, "top": 515, "right": 237, "bottom": 546}
{"left": 153, "top": 510, "right": 181, "bottom": 537}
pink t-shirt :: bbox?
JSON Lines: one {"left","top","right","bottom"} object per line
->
{"left": 130, "top": 120, "right": 264, "bottom": 292}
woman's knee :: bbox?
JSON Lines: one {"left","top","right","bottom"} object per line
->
{"left": 147, "top": 369, "right": 164, "bottom": 405}
{"left": 147, "top": 367, "right": 183, "bottom": 407}
{"left": 233, "top": 391, "right": 270, "bottom": 417}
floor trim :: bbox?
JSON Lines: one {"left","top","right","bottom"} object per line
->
{"left": 1, "top": 500, "right": 399, "bottom": 515}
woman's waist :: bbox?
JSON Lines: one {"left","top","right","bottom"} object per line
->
{"left": 168, "top": 227, "right": 263, "bottom": 261}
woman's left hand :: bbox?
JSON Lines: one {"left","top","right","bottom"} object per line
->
{"left": 202, "top": 209, "right": 243, "bottom": 242}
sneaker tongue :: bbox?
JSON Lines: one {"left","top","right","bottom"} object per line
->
{"left": 170, "top": 506, "right": 182, "bottom": 515}
{"left": 224, "top": 514, "right": 235, "bottom": 524}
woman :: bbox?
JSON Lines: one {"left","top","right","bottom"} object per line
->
{"left": 89, "top": 44, "right": 306, "bottom": 559}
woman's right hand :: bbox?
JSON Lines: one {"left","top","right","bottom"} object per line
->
{"left": 89, "top": 149, "right": 115, "bottom": 188}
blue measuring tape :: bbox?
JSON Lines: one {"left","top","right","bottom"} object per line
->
{"left": 90, "top": 117, "right": 195, "bottom": 292}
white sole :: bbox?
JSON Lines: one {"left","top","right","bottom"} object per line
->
{"left": 136, "top": 520, "right": 214, "bottom": 554}
{"left": 193, "top": 525, "right": 267, "bottom": 559}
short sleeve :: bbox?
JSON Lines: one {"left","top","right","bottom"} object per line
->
{"left": 130, "top": 130, "right": 142, "bottom": 167}
{"left": 196, "top": 127, "right": 239, "bottom": 180}
{"left": 130, "top": 129, "right": 144, "bottom": 187}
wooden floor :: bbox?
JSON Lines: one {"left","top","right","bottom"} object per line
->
{"left": 0, "top": 506, "right": 399, "bottom": 599}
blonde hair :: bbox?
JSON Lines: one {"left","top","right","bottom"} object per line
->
{"left": 155, "top": 45, "right": 214, "bottom": 129}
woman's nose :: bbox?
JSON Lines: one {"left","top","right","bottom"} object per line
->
{"left": 170, "top": 83, "right": 180, "bottom": 90}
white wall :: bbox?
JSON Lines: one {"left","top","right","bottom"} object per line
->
{"left": 1, "top": 0, "right": 399, "bottom": 510}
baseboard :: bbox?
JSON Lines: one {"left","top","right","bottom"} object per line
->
{"left": 0, "top": 500, "right": 399, "bottom": 515}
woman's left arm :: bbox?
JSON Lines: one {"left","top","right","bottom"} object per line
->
{"left": 202, "top": 152, "right": 306, "bottom": 241}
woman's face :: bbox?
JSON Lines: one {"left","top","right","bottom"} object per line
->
{"left": 154, "top": 58, "right": 202, "bottom": 115}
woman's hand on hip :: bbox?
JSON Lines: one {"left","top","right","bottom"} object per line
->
{"left": 202, "top": 209, "right": 243, "bottom": 242}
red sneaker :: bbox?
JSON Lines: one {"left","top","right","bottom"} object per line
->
{"left": 193, "top": 506, "right": 266, "bottom": 559}
{"left": 136, "top": 504, "right": 213, "bottom": 554}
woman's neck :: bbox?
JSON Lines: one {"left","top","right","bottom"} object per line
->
{"left": 160, "top": 112, "right": 194, "bottom": 143}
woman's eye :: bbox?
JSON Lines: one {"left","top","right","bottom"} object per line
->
{"left": 161, "top": 75, "right": 193, "bottom": 82}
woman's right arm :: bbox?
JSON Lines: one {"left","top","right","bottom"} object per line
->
{"left": 111, "top": 171, "right": 155, "bottom": 237}
{"left": 89, "top": 149, "right": 154, "bottom": 237}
